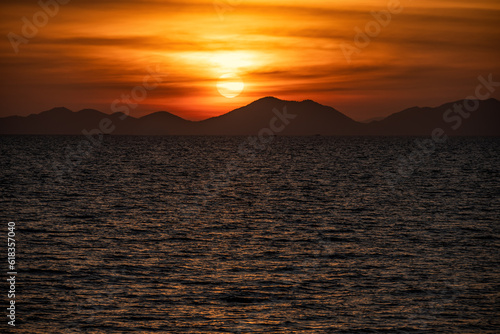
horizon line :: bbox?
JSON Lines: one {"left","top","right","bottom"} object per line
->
{"left": 2, "top": 96, "right": 498, "bottom": 123}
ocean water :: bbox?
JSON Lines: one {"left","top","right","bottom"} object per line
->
{"left": 0, "top": 136, "right": 499, "bottom": 333}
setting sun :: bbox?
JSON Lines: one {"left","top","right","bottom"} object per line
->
{"left": 217, "top": 74, "right": 245, "bottom": 98}
{"left": 0, "top": 0, "right": 499, "bottom": 120}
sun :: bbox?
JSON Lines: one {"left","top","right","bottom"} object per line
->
{"left": 217, "top": 73, "right": 245, "bottom": 98}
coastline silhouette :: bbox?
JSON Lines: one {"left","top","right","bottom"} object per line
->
{"left": 1, "top": 97, "right": 499, "bottom": 136}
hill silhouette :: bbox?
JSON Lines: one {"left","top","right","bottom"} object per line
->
{"left": 0, "top": 97, "right": 498, "bottom": 136}
{"left": 196, "top": 97, "right": 360, "bottom": 135}
{"left": 365, "top": 98, "right": 500, "bottom": 136}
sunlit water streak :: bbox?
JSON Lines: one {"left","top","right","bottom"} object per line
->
{"left": 0, "top": 136, "right": 499, "bottom": 333}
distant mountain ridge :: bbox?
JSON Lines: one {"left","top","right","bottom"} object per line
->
{"left": 0, "top": 97, "right": 499, "bottom": 136}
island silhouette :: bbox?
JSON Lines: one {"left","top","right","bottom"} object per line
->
{"left": 0, "top": 97, "right": 498, "bottom": 136}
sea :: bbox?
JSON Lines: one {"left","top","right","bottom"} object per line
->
{"left": 0, "top": 136, "right": 499, "bottom": 333}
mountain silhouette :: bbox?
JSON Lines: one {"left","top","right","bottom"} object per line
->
{"left": 0, "top": 97, "right": 498, "bottom": 136}
{"left": 196, "top": 97, "right": 360, "bottom": 135}
{"left": 116, "top": 111, "right": 193, "bottom": 135}
{"left": 365, "top": 98, "right": 500, "bottom": 136}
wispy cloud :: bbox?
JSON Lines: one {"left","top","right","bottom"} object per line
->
{"left": 0, "top": 0, "right": 499, "bottom": 120}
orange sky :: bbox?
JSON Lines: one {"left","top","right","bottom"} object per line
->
{"left": 1, "top": 0, "right": 499, "bottom": 121}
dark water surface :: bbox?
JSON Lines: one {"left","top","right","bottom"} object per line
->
{"left": 1, "top": 136, "right": 499, "bottom": 333}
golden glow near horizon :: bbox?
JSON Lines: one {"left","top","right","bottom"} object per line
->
{"left": 0, "top": 0, "right": 499, "bottom": 120}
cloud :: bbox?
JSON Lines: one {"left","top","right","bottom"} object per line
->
{"left": 0, "top": 0, "right": 499, "bottom": 119}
